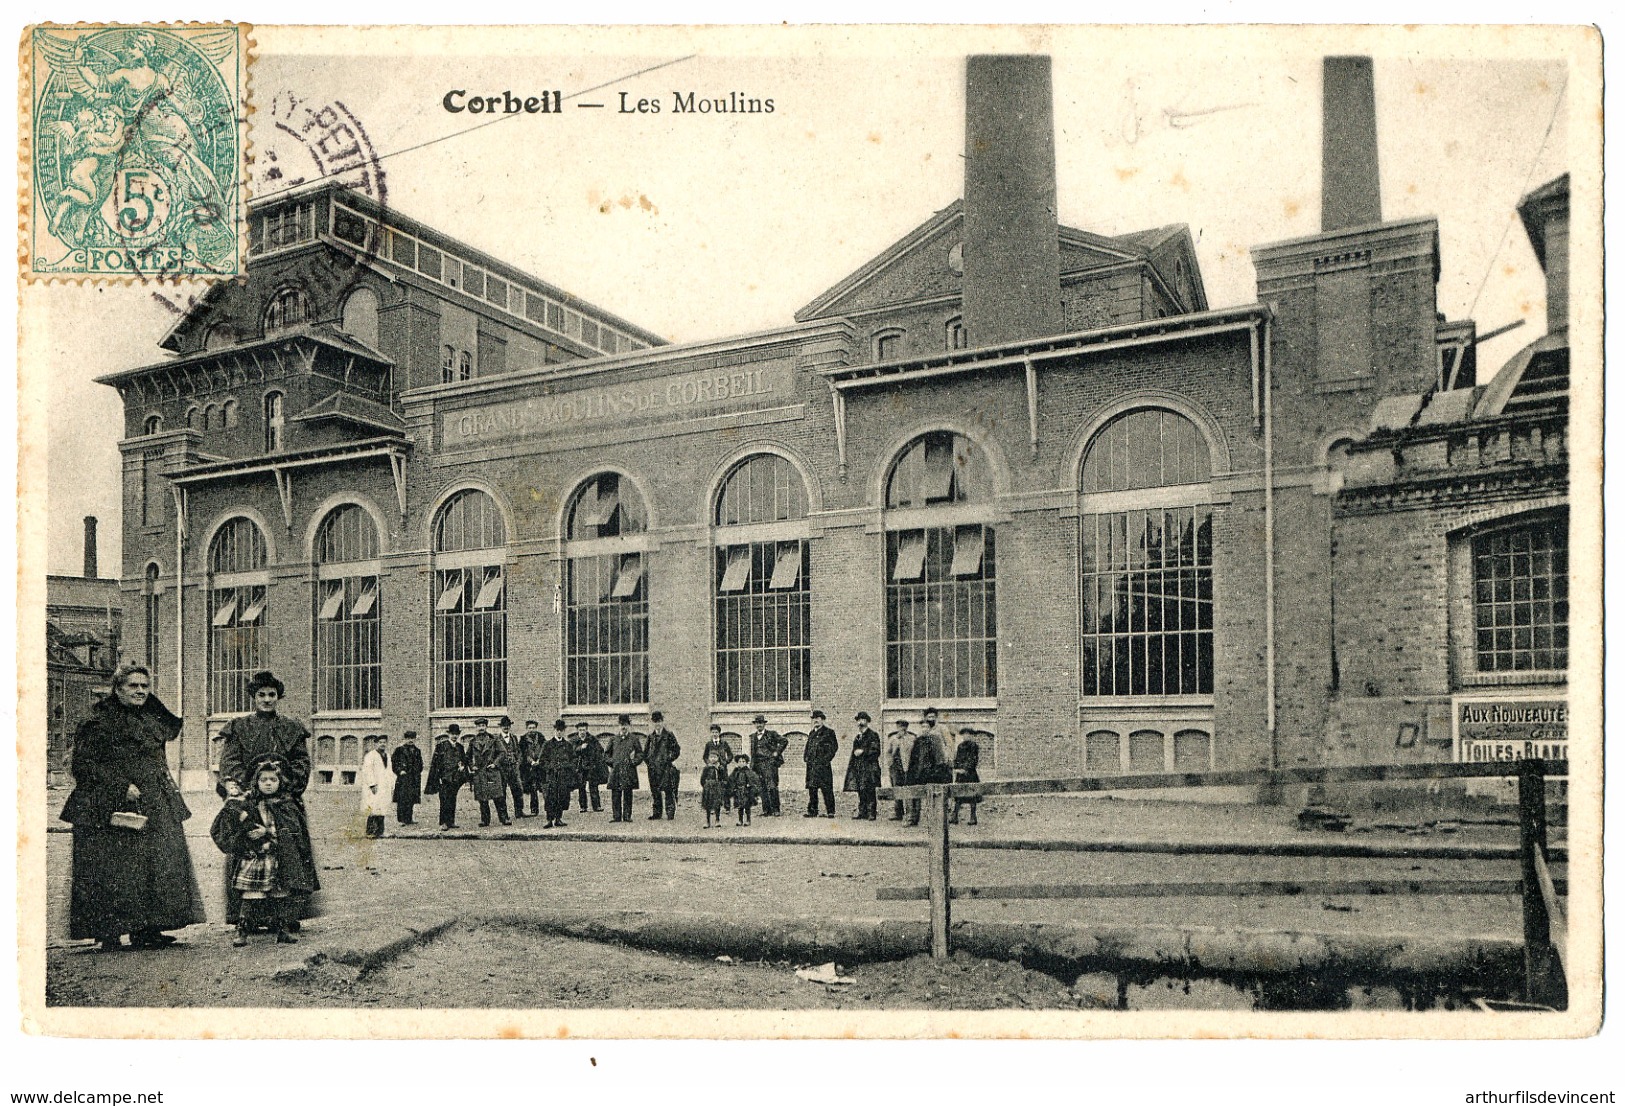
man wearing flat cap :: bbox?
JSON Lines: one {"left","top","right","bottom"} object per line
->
{"left": 215, "top": 670, "right": 320, "bottom": 927}
{"left": 748, "top": 714, "right": 786, "bottom": 817}
{"left": 843, "top": 711, "right": 882, "bottom": 820}
{"left": 803, "top": 709, "right": 839, "bottom": 818}
{"left": 468, "top": 717, "right": 510, "bottom": 827}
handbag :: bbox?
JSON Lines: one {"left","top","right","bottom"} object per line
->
{"left": 109, "top": 810, "right": 148, "bottom": 831}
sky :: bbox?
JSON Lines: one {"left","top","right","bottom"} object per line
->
{"left": 33, "top": 25, "right": 1580, "bottom": 576}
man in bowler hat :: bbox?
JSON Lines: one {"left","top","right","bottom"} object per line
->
{"left": 748, "top": 714, "right": 787, "bottom": 816}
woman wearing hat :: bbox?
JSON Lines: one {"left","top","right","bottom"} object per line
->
{"left": 215, "top": 670, "right": 321, "bottom": 927}
{"left": 60, "top": 663, "right": 206, "bottom": 950}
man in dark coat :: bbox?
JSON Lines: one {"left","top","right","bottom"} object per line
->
{"left": 573, "top": 720, "right": 606, "bottom": 812}
{"left": 885, "top": 718, "right": 911, "bottom": 821}
{"left": 61, "top": 663, "right": 206, "bottom": 950}
{"left": 391, "top": 731, "right": 424, "bottom": 825}
{"left": 468, "top": 717, "right": 511, "bottom": 827}
{"left": 216, "top": 670, "right": 321, "bottom": 926}
{"left": 703, "top": 724, "right": 734, "bottom": 811}
{"left": 606, "top": 714, "right": 645, "bottom": 823}
{"left": 748, "top": 715, "right": 787, "bottom": 817}
{"left": 949, "top": 729, "right": 983, "bottom": 826}
{"left": 905, "top": 707, "right": 951, "bottom": 826}
{"left": 424, "top": 727, "right": 468, "bottom": 831}
{"left": 802, "top": 709, "right": 839, "bottom": 818}
{"left": 538, "top": 719, "right": 578, "bottom": 828}
{"left": 519, "top": 720, "right": 546, "bottom": 816}
{"left": 842, "top": 711, "right": 882, "bottom": 820}
{"left": 496, "top": 716, "right": 527, "bottom": 818}
{"left": 644, "top": 710, "right": 681, "bottom": 820}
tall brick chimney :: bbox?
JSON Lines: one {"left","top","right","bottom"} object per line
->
{"left": 1321, "top": 56, "right": 1383, "bottom": 232}
{"left": 962, "top": 54, "right": 1064, "bottom": 348}
{"left": 83, "top": 516, "right": 98, "bottom": 579}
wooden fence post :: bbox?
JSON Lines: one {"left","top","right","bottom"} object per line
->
{"left": 1517, "top": 758, "right": 1562, "bottom": 1007}
{"left": 927, "top": 784, "right": 951, "bottom": 959}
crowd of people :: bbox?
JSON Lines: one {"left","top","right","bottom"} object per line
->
{"left": 395, "top": 706, "right": 983, "bottom": 833}
{"left": 61, "top": 665, "right": 985, "bottom": 953}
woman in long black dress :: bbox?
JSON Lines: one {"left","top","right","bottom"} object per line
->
{"left": 214, "top": 670, "right": 321, "bottom": 926}
{"left": 60, "top": 663, "right": 206, "bottom": 951}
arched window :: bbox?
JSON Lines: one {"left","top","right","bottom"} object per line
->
{"left": 1468, "top": 511, "right": 1567, "bottom": 675}
{"left": 265, "top": 287, "right": 311, "bottom": 334}
{"left": 945, "top": 315, "right": 967, "bottom": 351}
{"left": 207, "top": 517, "right": 269, "bottom": 715}
{"left": 314, "top": 504, "right": 382, "bottom": 713}
{"left": 564, "top": 473, "right": 648, "bottom": 706}
{"left": 341, "top": 287, "right": 380, "bottom": 348}
{"left": 222, "top": 398, "right": 238, "bottom": 428}
{"left": 873, "top": 328, "right": 905, "bottom": 362}
{"left": 143, "top": 414, "right": 163, "bottom": 435}
{"left": 184, "top": 406, "right": 199, "bottom": 430}
{"left": 143, "top": 563, "right": 161, "bottom": 672}
{"left": 1079, "top": 408, "right": 1214, "bottom": 701}
{"left": 203, "top": 403, "right": 218, "bottom": 430}
{"left": 203, "top": 323, "right": 236, "bottom": 351}
{"left": 884, "top": 431, "right": 997, "bottom": 701}
{"left": 457, "top": 349, "right": 473, "bottom": 381}
{"left": 263, "top": 391, "right": 285, "bottom": 452}
{"left": 713, "top": 454, "right": 811, "bottom": 704}
{"left": 432, "top": 489, "right": 507, "bottom": 710}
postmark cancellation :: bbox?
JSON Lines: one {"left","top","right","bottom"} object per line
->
{"left": 24, "top": 23, "right": 248, "bottom": 281}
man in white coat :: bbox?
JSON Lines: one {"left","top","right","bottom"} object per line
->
{"left": 359, "top": 735, "right": 393, "bottom": 839}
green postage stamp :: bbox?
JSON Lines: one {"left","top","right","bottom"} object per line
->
{"left": 25, "top": 24, "right": 248, "bottom": 280}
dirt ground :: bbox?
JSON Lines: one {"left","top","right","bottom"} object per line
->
{"left": 41, "top": 789, "right": 1548, "bottom": 1011}
{"left": 49, "top": 922, "right": 1104, "bottom": 1010}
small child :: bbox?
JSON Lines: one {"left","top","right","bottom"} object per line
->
{"left": 700, "top": 750, "right": 727, "bottom": 828}
{"left": 215, "top": 763, "right": 300, "bottom": 947}
{"left": 728, "top": 753, "right": 761, "bottom": 826}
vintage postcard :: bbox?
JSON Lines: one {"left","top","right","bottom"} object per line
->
{"left": 15, "top": 23, "right": 1604, "bottom": 1043}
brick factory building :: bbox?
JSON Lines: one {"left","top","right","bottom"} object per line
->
{"left": 100, "top": 56, "right": 1569, "bottom": 793}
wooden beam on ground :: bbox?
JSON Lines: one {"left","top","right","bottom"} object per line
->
{"left": 926, "top": 785, "right": 951, "bottom": 959}
{"left": 951, "top": 837, "right": 1567, "bottom": 863}
{"left": 1534, "top": 847, "right": 1568, "bottom": 972}
{"left": 879, "top": 759, "right": 1570, "bottom": 801}
{"left": 876, "top": 878, "right": 1565, "bottom": 902}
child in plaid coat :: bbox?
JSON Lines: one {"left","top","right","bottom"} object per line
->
{"left": 212, "top": 762, "right": 302, "bottom": 946}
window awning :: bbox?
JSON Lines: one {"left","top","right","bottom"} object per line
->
{"left": 719, "top": 545, "right": 752, "bottom": 592}
{"left": 611, "top": 553, "right": 644, "bottom": 598}
{"left": 211, "top": 597, "right": 238, "bottom": 627}
{"left": 892, "top": 532, "right": 927, "bottom": 581}
{"left": 238, "top": 594, "right": 267, "bottom": 624}
{"left": 318, "top": 584, "right": 346, "bottom": 620}
{"left": 769, "top": 541, "right": 802, "bottom": 589}
{"left": 921, "top": 438, "right": 955, "bottom": 501}
{"left": 351, "top": 584, "right": 377, "bottom": 617}
{"left": 473, "top": 572, "right": 505, "bottom": 610}
{"left": 950, "top": 525, "right": 985, "bottom": 577}
{"left": 435, "top": 579, "right": 465, "bottom": 612}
